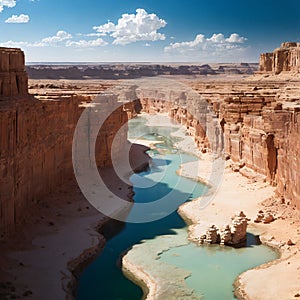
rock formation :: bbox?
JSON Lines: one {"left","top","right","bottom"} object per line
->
{"left": 198, "top": 212, "right": 248, "bottom": 246}
{"left": 254, "top": 210, "right": 275, "bottom": 224}
{"left": 0, "top": 48, "right": 28, "bottom": 97}
{"left": 204, "top": 225, "right": 219, "bottom": 244}
{"left": 230, "top": 211, "right": 248, "bottom": 245}
{"left": 259, "top": 42, "right": 300, "bottom": 74}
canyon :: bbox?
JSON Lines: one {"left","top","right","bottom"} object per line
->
{"left": 0, "top": 43, "right": 300, "bottom": 299}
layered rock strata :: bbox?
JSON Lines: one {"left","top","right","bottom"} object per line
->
{"left": 0, "top": 48, "right": 28, "bottom": 97}
{"left": 259, "top": 42, "right": 300, "bottom": 74}
{"left": 138, "top": 77, "right": 300, "bottom": 209}
{"left": 0, "top": 92, "right": 136, "bottom": 237}
{"left": 0, "top": 49, "right": 135, "bottom": 237}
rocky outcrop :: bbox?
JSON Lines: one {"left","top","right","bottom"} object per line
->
{"left": 197, "top": 212, "right": 248, "bottom": 246}
{"left": 259, "top": 42, "right": 300, "bottom": 74}
{"left": 254, "top": 210, "right": 275, "bottom": 224}
{"left": 0, "top": 48, "right": 28, "bottom": 97}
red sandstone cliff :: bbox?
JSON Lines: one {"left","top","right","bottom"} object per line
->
{"left": 136, "top": 77, "right": 300, "bottom": 210}
{"left": 0, "top": 48, "right": 28, "bottom": 97}
{"left": 0, "top": 49, "right": 133, "bottom": 237}
{"left": 260, "top": 42, "right": 300, "bottom": 74}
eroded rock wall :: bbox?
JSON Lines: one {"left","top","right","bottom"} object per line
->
{"left": 0, "top": 48, "right": 28, "bottom": 97}
{"left": 138, "top": 85, "right": 222, "bottom": 155}
{"left": 276, "top": 109, "right": 300, "bottom": 209}
{"left": 136, "top": 79, "right": 300, "bottom": 210}
{"left": 0, "top": 96, "right": 80, "bottom": 236}
{"left": 259, "top": 42, "right": 300, "bottom": 74}
{"left": 187, "top": 82, "right": 300, "bottom": 209}
{"left": 0, "top": 93, "right": 132, "bottom": 237}
{"left": 0, "top": 49, "right": 132, "bottom": 237}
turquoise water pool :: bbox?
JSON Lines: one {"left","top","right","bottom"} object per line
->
{"left": 159, "top": 233, "right": 278, "bottom": 299}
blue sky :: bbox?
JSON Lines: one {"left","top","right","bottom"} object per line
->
{"left": 0, "top": 0, "right": 300, "bottom": 62}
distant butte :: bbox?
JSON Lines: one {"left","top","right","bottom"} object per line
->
{"left": 260, "top": 42, "right": 300, "bottom": 74}
{"left": 0, "top": 48, "right": 28, "bottom": 97}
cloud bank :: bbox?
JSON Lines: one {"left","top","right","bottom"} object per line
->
{"left": 41, "top": 30, "right": 72, "bottom": 45}
{"left": 164, "top": 33, "right": 248, "bottom": 60}
{"left": 1, "top": 8, "right": 167, "bottom": 52}
{"left": 165, "top": 33, "right": 247, "bottom": 53}
{"left": 0, "top": 30, "right": 108, "bottom": 50}
{"left": 66, "top": 38, "right": 107, "bottom": 48}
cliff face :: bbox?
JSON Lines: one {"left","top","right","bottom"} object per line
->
{"left": 136, "top": 78, "right": 300, "bottom": 210}
{"left": 220, "top": 99, "right": 300, "bottom": 207}
{"left": 137, "top": 85, "right": 221, "bottom": 154}
{"left": 0, "top": 49, "right": 131, "bottom": 237}
{"left": 0, "top": 48, "right": 28, "bottom": 97}
{"left": 0, "top": 94, "right": 86, "bottom": 236}
{"left": 276, "top": 110, "right": 300, "bottom": 206}
{"left": 260, "top": 42, "right": 300, "bottom": 74}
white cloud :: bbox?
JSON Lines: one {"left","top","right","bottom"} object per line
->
{"left": 93, "top": 8, "right": 167, "bottom": 45}
{"left": 0, "top": 30, "right": 72, "bottom": 48}
{"left": 66, "top": 38, "right": 107, "bottom": 48}
{"left": 207, "top": 33, "right": 226, "bottom": 43}
{"left": 0, "top": 40, "right": 29, "bottom": 48}
{"left": 5, "top": 14, "right": 30, "bottom": 23}
{"left": 86, "top": 33, "right": 107, "bottom": 37}
{"left": 226, "top": 33, "right": 247, "bottom": 43}
{"left": 0, "top": 0, "right": 16, "bottom": 12}
{"left": 0, "top": 31, "right": 108, "bottom": 50}
{"left": 0, "top": 40, "right": 49, "bottom": 48}
{"left": 93, "top": 21, "right": 116, "bottom": 35}
{"left": 164, "top": 33, "right": 248, "bottom": 59}
{"left": 41, "top": 30, "right": 72, "bottom": 46}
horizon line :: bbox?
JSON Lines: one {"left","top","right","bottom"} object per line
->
{"left": 26, "top": 61, "right": 259, "bottom": 65}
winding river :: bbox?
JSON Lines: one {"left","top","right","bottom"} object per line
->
{"left": 77, "top": 115, "right": 278, "bottom": 300}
